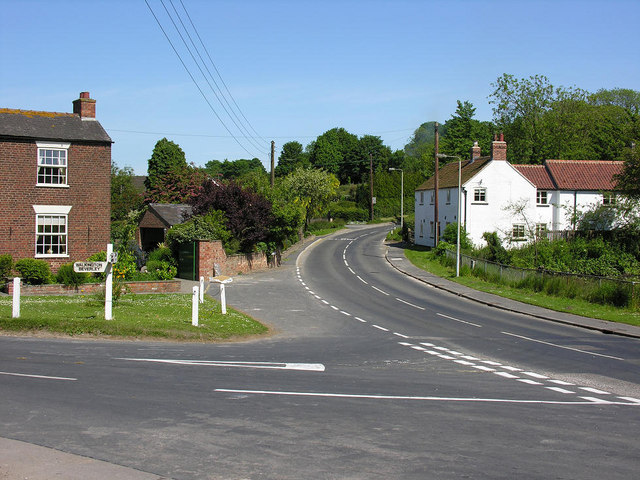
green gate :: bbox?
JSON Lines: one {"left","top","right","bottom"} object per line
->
{"left": 177, "top": 242, "right": 197, "bottom": 280}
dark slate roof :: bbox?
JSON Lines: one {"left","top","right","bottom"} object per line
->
{"left": 0, "top": 108, "right": 112, "bottom": 143}
{"left": 543, "top": 160, "right": 623, "bottom": 191}
{"left": 512, "top": 164, "right": 556, "bottom": 189}
{"left": 416, "top": 156, "right": 492, "bottom": 191}
{"left": 148, "top": 203, "right": 192, "bottom": 227}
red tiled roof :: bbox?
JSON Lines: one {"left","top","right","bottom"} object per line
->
{"left": 544, "top": 160, "right": 623, "bottom": 191}
{"left": 512, "top": 164, "right": 556, "bottom": 189}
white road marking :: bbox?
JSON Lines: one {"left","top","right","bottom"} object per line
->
{"left": 348, "top": 267, "right": 355, "bottom": 275}
{"left": 579, "top": 387, "right": 611, "bottom": 395}
{"left": 454, "top": 360, "right": 476, "bottom": 366}
{"left": 494, "top": 371, "right": 519, "bottom": 379}
{"left": 472, "top": 365, "right": 495, "bottom": 372}
{"left": 518, "top": 379, "right": 543, "bottom": 385}
{"left": 548, "top": 380, "right": 574, "bottom": 385}
{"left": 618, "top": 396, "right": 640, "bottom": 404}
{"left": 321, "top": 300, "right": 329, "bottom": 305}
{"left": 411, "top": 346, "right": 427, "bottom": 351}
{"left": 436, "top": 313, "right": 482, "bottom": 328}
{"left": 330, "top": 305, "right": 339, "bottom": 311}
{"left": 580, "top": 397, "right": 612, "bottom": 404}
{"left": 355, "top": 317, "right": 367, "bottom": 323}
{"left": 438, "top": 354, "right": 455, "bottom": 360}
{"left": 0, "top": 371, "right": 77, "bottom": 381}
{"left": 460, "top": 355, "right": 478, "bottom": 361}
{"left": 546, "top": 387, "right": 574, "bottom": 394}
{"left": 501, "top": 366, "right": 522, "bottom": 372}
{"left": 372, "top": 324, "right": 389, "bottom": 332}
{"left": 398, "top": 342, "right": 413, "bottom": 346}
{"left": 340, "top": 311, "right": 351, "bottom": 316}
{"left": 356, "top": 276, "right": 368, "bottom": 284}
{"left": 371, "top": 286, "right": 390, "bottom": 296}
{"left": 214, "top": 389, "right": 638, "bottom": 405}
{"left": 393, "top": 332, "right": 409, "bottom": 338}
{"left": 482, "top": 361, "right": 502, "bottom": 366}
{"left": 420, "top": 342, "right": 435, "bottom": 347}
{"left": 522, "top": 372, "right": 548, "bottom": 379}
{"left": 118, "top": 359, "right": 325, "bottom": 371}
{"left": 395, "top": 298, "right": 425, "bottom": 310}
{"left": 501, "top": 331, "right": 624, "bottom": 361}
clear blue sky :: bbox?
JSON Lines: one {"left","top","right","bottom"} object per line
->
{"left": 1, "top": 0, "right": 638, "bottom": 174}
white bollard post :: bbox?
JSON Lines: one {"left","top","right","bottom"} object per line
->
{"left": 220, "top": 283, "right": 227, "bottom": 315}
{"left": 192, "top": 286, "right": 199, "bottom": 326}
{"left": 105, "top": 243, "right": 113, "bottom": 320}
{"left": 199, "top": 276, "right": 204, "bottom": 304}
{"left": 12, "top": 277, "right": 20, "bottom": 318}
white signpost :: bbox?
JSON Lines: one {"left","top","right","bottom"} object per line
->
{"left": 211, "top": 275, "right": 233, "bottom": 315}
{"left": 73, "top": 243, "right": 114, "bottom": 320}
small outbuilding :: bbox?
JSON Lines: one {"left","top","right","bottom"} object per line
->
{"left": 137, "top": 203, "right": 192, "bottom": 252}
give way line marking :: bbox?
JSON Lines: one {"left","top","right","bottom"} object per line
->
{"left": 501, "top": 332, "right": 625, "bottom": 361}
{"left": 0, "top": 371, "right": 77, "bottom": 381}
{"left": 214, "top": 388, "right": 640, "bottom": 406}
{"left": 117, "top": 358, "right": 325, "bottom": 372}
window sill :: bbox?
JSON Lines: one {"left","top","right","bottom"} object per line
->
{"left": 536, "top": 204, "right": 550, "bottom": 207}
{"left": 511, "top": 238, "right": 527, "bottom": 242}
{"left": 35, "top": 254, "right": 70, "bottom": 258}
{"left": 36, "top": 184, "right": 69, "bottom": 188}
{"left": 471, "top": 202, "right": 488, "bottom": 205}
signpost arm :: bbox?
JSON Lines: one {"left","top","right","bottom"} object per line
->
{"left": 105, "top": 243, "right": 113, "bottom": 320}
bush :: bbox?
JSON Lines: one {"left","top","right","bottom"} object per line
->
{"left": 442, "top": 222, "right": 473, "bottom": 250}
{"left": 146, "top": 260, "right": 177, "bottom": 280}
{"left": 329, "top": 201, "right": 369, "bottom": 222}
{"left": 14, "top": 258, "right": 51, "bottom": 285}
{"left": 147, "top": 246, "right": 176, "bottom": 266}
{"left": 307, "top": 219, "right": 346, "bottom": 233}
{"left": 0, "top": 254, "right": 13, "bottom": 278}
{"left": 56, "top": 263, "right": 89, "bottom": 287}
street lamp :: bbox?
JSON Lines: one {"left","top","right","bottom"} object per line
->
{"left": 436, "top": 154, "right": 462, "bottom": 277}
{"left": 388, "top": 168, "right": 403, "bottom": 232}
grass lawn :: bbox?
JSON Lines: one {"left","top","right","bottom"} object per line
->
{"left": 404, "top": 247, "right": 640, "bottom": 327}
{"left": 0, "top": 293, "right": 268, "bottom": 341}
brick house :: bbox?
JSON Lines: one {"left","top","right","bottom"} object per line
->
{"left": 0, "top": 92, "right": 112, "bottom": 272}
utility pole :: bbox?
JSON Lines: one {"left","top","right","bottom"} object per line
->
{"left": 434, "top": 122, "right": 439, "bottom": 246}
{"left": 369, "top": 153, "right": 374, "bottom": 221}
{"left": 270, "top": 140, "right": 275, "bottom": 188}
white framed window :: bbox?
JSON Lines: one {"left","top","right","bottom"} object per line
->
{"left": 446, "top": 189, "right": 451, "bottom": 204}
{"left": 512, "top": 224, "right": 526, "bottom": 241}
{"left": 473, "top": 187, "right": 487, "bottom": 203}
{"left": 430, "top": 192, "right": 434, "bottom": 205}
{"left": 536, "top": 190, "right": 548, "bottom": 205}
{"left": 535, "top": 223, "right": 547, "bottom": 237}
{"left": 37, "top": 141, "right": 69, "bottom": 187}
{"left": 33, "top": 205, "right": 71, "bottom": 257}
{"left": 603, "top": 192, "right": 616, "bottom": 205}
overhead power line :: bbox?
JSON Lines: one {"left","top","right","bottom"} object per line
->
{"left": 144, "top": 0, "right": 266, "bottom": 158}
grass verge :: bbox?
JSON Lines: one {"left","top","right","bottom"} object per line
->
{"left": 0, "top": 294, "right": 268, "bottom": 341}
{"left": 404, "top": 247, "right": 640, "bottom": 327}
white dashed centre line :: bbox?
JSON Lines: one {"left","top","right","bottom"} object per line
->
{"left": 436, "top": 313, "right": 482, "bottom": 328}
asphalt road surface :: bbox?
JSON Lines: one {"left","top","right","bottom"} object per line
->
{"left": 1, "top": 224, "right": 639, "bottom": 479}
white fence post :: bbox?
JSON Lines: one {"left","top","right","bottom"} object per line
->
{"left": 192, "top": 286, "right": 199, "bottom": 326}
{"left": 105, "top": 243, "right": 113, "bottom": 320}
{"left": 199, "top": 276, "right": 204, "bottom": 304}
{"left": 220, "top": 282, "right": 227, "bottom": 315}
{"left": 12, "top": 277, "right": 20, "bottom": 318}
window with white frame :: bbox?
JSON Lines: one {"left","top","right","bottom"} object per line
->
{"left": 446, "top": 189, "right": 451, "bottom": 204}
{"left": 33, "top": 205, "right": 71, "bottom": 257}
{"left": 535, "top": 223, "right": 547, "bottom": 237}
{"left": 473, "top": 187, "right": 487, "bottom": 203}
{"left": 430, "top": 192, "right": 434, "bottom": 204}
{"left": 419, "top": 191, "right": 424, "bottom": 204}
{"left": 603, "top": 192, "right": 616, "bottom": 205}
{"left": 37, "top": 142, "right": 69, "bottom": 186}
{"left": 536, "top": 190, "right": 548, "bottom": 205}
{"left": 512, "top": 224, "right": 526, "bottom": 240}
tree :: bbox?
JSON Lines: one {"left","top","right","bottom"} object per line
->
{"left": 111, "top": 163, "right": 143, "bottom": 221}
{"left": 590, "top": 88, "right": 640, "bottom": 115}
{"left": 144, "top": 164, "right": 207, "bottom": 204}
{"left": 488, "top": 74, "right": 587, "bottom": 163}
{"left": 279, "top": 167, "right": 339, "bottom": 225}
{"left": 190, "top": 181, "right": 274, "bottom": 252}
{"left": 615, "top": 145, "right": 640, "bottom": 197}
{"left": 275, "top": 141, "right": 309, "bottom": 177}
{"left": 146, "top": 138, "right": 188, "bottom": 190}
{"left": 309, "top": 128, "right": 360, "bottom": 183}
{"left": 441, "top": 101, "right": 494, "bottom": 160}
{"left": 204, "top": 158, "right": 266, "bottom": 180}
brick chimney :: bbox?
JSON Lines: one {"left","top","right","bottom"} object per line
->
{"left": 72, "top": 91, "right": 96, "bottom": 120}
{"left": 490, "top": 132, "right": 507, "bottom": 161}
{"left": 470, "top": 141, "right": 481, "bottom": 160}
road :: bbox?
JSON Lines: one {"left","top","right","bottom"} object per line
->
{"left": 1, "top": 224, "right": 639, "bottom": 479}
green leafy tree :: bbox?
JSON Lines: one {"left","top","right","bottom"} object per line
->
{"left": 275, "top": 141, "right": 309, "bottom": 177}
{"left": 145, "top": 138, "right": 188, "bottom": 190}
{"left": 205, "top": 158, "right": 266, "bottom": 179}
{"left": 111, "top": 163, "right": 143, "bottom": 222}
{"left": 441, "top": 101, "right": 494, "bottom": 160}
{"left": 615, "top": 145, "right": 640, "bottom": 197}
{"left": 144, "top": 164, "right": 207, "bottom": 204}
{"left": 488, "top": 74, "right": 587, "bottom": 163}
{"left": 280, "top": 167, "right": 339, "bottom": 225}
{"left": 309, "top": 128, "right": 360, "bottom": 182}
{"left": 590, "top": 88, "right": 640, "bottom": 115}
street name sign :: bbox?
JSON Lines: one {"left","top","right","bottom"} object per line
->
{"left": 73, "top": 262, "right": 108, "bottom": 273}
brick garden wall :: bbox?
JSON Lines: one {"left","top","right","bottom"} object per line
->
{"left": 196, "top": 240, "right": 272, "bottom": 279}
{"left": 4, "top": 279, "right": 181, "bottom": 296}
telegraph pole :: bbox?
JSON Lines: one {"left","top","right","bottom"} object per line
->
{"left": 369, "top": 153, "right": 374, "bottom": 221}
{"left": 270, "top": 140, "right": 275, "bottom": 187}
{"left": 434, "top": 122, "right": 439, "bottom": 246}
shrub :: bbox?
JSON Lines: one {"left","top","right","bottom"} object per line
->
{"left": 146, "top": 260, "right": 177, "bottom": 280}
{"left": 14, "top": 258, "right": 51, "bottom": 285}
{"left": 307, "top": 219, "right": 346, "bottom": 233}
{"left": 0, "top": 254, "right": 13, "bottom": 278}
{"left": 147, "top": 246, "right": 176, "bottom": 266}
{"left": 329, "top": 201, "right": 369, "bottom": 222}
{"left": 588, "top": 282, "right": 631, "bottom": 308}
{"left": 442, "top": 222, "right": 473, "bottom": 250}
{"left": 56, "top": 263, "right": 89, "bottom": 287}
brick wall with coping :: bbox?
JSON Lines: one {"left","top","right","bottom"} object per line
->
{"left": 196, "top": 240, "right": 272, "bottom": 279}
{"left": 4, "top": 279, "right": 181, "bottom": 296}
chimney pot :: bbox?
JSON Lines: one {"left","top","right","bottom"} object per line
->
{"left": 80, "top": 91, "right": 90, "bottom": 99}
{"left": 490, "top": 134, "right": 507, "bottom": 161}
{"left": 73, "top": 92, "right": 96, "bottom": 119}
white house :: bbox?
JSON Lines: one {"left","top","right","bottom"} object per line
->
{"left": 414, "top": 136, "right": 625, "bottom": 248}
